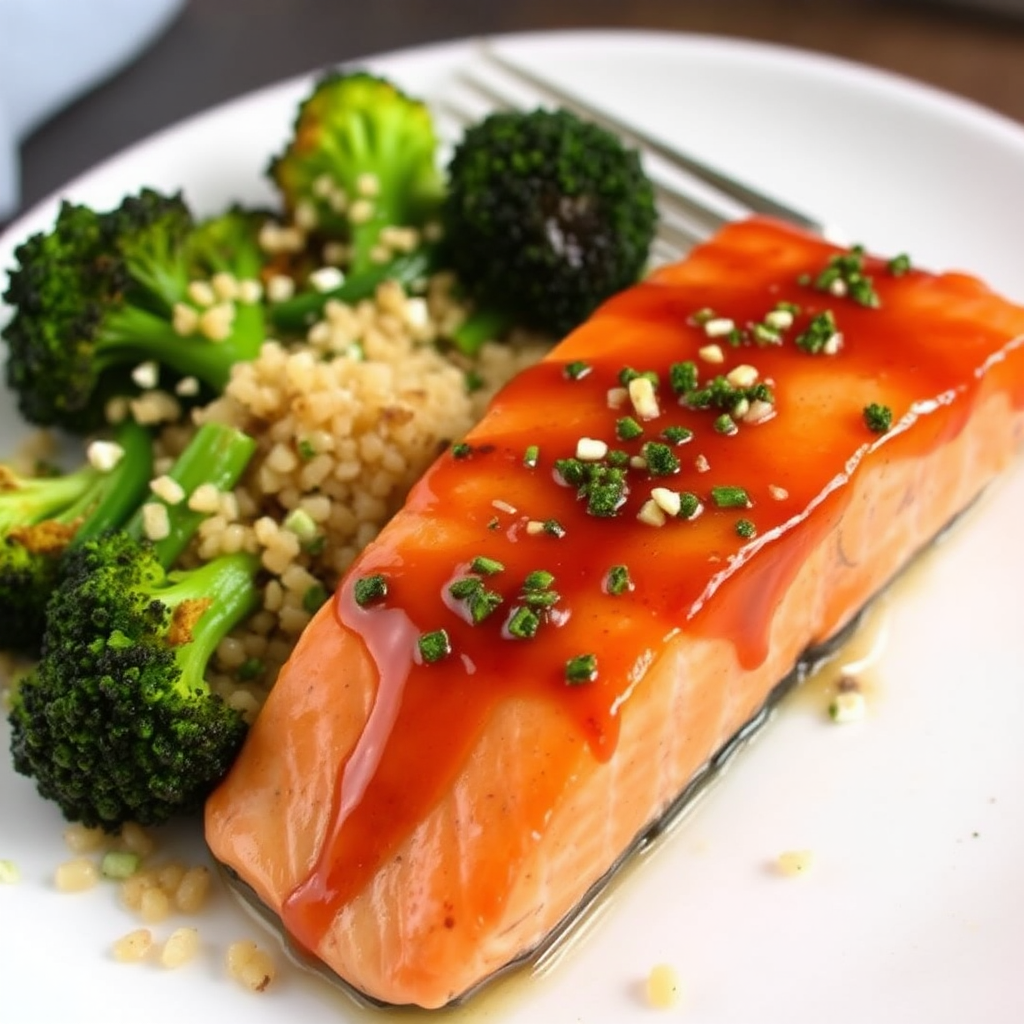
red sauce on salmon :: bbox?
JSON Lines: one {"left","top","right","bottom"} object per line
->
{"left": 280, "top": 218, "right": 1024, "bottom": 951}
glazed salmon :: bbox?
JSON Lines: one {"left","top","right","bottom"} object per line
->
{"left": 205, "top": 217, "right": 1024, "bottom": 1008}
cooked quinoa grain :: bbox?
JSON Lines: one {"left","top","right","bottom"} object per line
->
{"left": 226, "top": 939, "right": 277, "bottom": 992}
{"left": 192, "top": 277, "right": 547, "bottom": 705}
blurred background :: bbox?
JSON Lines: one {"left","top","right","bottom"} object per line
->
{"left": 3, "top": 0, "right": 1024, "bottom": 230}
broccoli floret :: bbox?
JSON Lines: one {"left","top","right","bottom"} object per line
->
{"left": 267, "top": 70, "right": 443, "bottom": 276}
{"left": 7, "top": 422, "right": 261, "bottom": 830}
{"left": 2, "top": 189, "right": 270, "bottom": 433}
{"left": 442, "top": 107, "right": 657, "bottom": 337}
{"left": 0, "top": 418, "right": 154, "bottom": 654}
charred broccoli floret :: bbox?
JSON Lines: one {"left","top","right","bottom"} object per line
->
{"left": 2, "top": 190, "right": 270, "bottom": 432}
{"left": 267, "top": 70, "right": 443, "bottom": 276}
{"left": 8, "top": 422, "right": 262, "bottom": 830}
{"left": 0, "top": 418, "right": 153, "bottom": 654}
{"left": 442, "top": 107, "right": 657, "bottom": 337}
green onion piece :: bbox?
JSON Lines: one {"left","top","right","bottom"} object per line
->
{"left": 297, "top": 438, "right": 316, "bottom": 460}
{"left": 711, "top": 485, "right": 751, "bottom": 509}
{"left": 523, "top": 569, "right": 555, "bottom": 591}
{"left": 448, "top": 576, "right": 483, "bottom": 599}
{"left": 524, "top": 444, "right": 540, "bottom": 468}
{"left": 736, "top": 518, "right": 757, "bottom": 539}
{"left": 470, "top": 555, "right": 504, "bottom": 576}
{"left": 418, "top": 629, "right": 451, "bottom": 664}
{"left": 464, "top": 369, "right": 485, "bottom": 394}
{"left": 468, "top": 589, "right": 503, "bottom": 624}
{"left": 354, "top": 573, "right": 388, "bottom": 607}
{"left": 507, "top": 606, "right": 540, "bottom": 639}
{"left": 101, "top": 851, "right": 141, "bottom": 880}
{"left": 565, "top": 653, "right": 598, "bottom": 685}
{"left": 523, "top": 590, "right": 560, "bottom": 609}
{"left": 605, "top": 564, "right": 632, "bottom": 596}
{"left": 863, "top": 403, "right": 893, "bottom": 434}
{"left": 564, "top": 360, "right": 591, "bottom": 380}
{"left": 451, "top": 442, "right": 472, "bottom": 459}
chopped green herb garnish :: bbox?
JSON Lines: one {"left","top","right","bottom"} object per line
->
{"left": 863, "top": 402, "right": 893, "bottom": 433}
{"left": 661, "top": 426, "right": 693, "bottom": 445}
{"left": 690, "top": 307, "right": 717, "bottom": 325}
{"left": 713, "top": 413, "right": 737, "bottom": 436}
{"left": 887, "top": 253, "right": 912, "bottom": 276}
{"left": 669, "top": 360, "right": 699, "bottom": 395}
{"left": 584, "top": 466, "right": 627, "bottom": 516}
{"left": 642, "top": 442, "right": 680, "bottom": 477}
{"left": 605, "top": 564, "right": 632, "bottom": 596}
{"left": 523, "top": 589, "right": 560, "bottom": 609}
{"left": 523, "top": 569, "right": 555, "bottom": 591}
{"left": 464, "top": 369, "right": 485, "bottom": 393}
{"left": 297, "top": 438, "right": 316, "bottom": 460}
{"left": 808, "top": 245, "right": 880, "bottom": 308}
{"left": 678, "top": 492, "right": 702, "bottom": 520}
{"left": 470, "top": 555, "right": 504, "bottom": 576}
{"left": 565, "top": 653, "right": 598, "bottom": 685}
{"left": 711, "top": 485, "right": 751, "bottom": 509}
{"left": 507, "top": 606, "right": 540, "bottom": 639}
{"left": 564, "top": 360, "right": 591, "bottom": 380}
{"left": 418, "top": 629, "right": 451, "bottom": 663}
{"left": 616, "top": 416, "right": 644, "bottom": 441}
{"left": 487, "top": 516, "right": 500, "bottom": 530}
{"left": 523, "top": 444, "right": 540, "bottom": 468}
{"left": 237, "top": 656, "right": 265, "bottom": 681}
{"left": 795, "top": 310, "right": 841, "bottom": 355}
{"left": 735, "top": 518, "right": 757, "bottom": 539}
{"left": 303, "top": 583, "right": 330, "bottom": 614}
{"left": 543, "top": 519, "right": 566, "bottom": 538}
{"left": 451, "top": 442, "right": 473, "bottom": 459}
{"left": 354, "top": 573, "right": 388, "bottom": 606}
{"left": 607, "top": 448, "right": 630, "bottom": 468}
{"left": 555, "top": 457, "right": 586, "bottom": 487}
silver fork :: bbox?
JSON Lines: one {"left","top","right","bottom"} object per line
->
{"left": 437, "top": 43, "right": 827, "bottom": 265}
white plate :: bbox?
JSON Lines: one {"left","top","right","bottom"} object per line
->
{"left": 2, "top": 28, "right": 1024, "bottom": 1024}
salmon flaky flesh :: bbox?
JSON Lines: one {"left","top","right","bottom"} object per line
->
{"left": 205, "top": 217, "right": 1024, "bottom": 1008}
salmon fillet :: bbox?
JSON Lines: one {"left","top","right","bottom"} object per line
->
{"left": 205, "top": 217, "right": 1024, "bottom": 1008}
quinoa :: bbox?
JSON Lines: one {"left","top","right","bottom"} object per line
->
{"left": 182, "top": 274, "right": 548, "bottom": 709}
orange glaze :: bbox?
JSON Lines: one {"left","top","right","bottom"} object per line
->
{"left": 280, "top": 217, "right": 1024, "bottom": 952}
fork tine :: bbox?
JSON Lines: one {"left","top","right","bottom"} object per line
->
{"left": 474, "top": 44, "right": 823, "bottom": 234}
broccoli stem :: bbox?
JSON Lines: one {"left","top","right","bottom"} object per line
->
{"left": 269, "top": 245, "right": 439, "bottom": 334}
{"left": 125, "top": 422, "right": 257, "bottom": 567}
{"left": 449, "top": 305, "right": 515, "bottom": 357}
{"left": 97, "top": 304, "right": 259, "bottom": 393}
{"left": 0, "top": 465, "right": 101, "bottom": 534}
{"left": 161, "top": 552, "right": 263, "bottom": 696}
{"left": 65, "top": 419, "right": 154, "bottom": 543}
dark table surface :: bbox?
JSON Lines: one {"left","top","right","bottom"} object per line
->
{"left": 7, "top": 0, "right": 1024, "bottom": 229}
